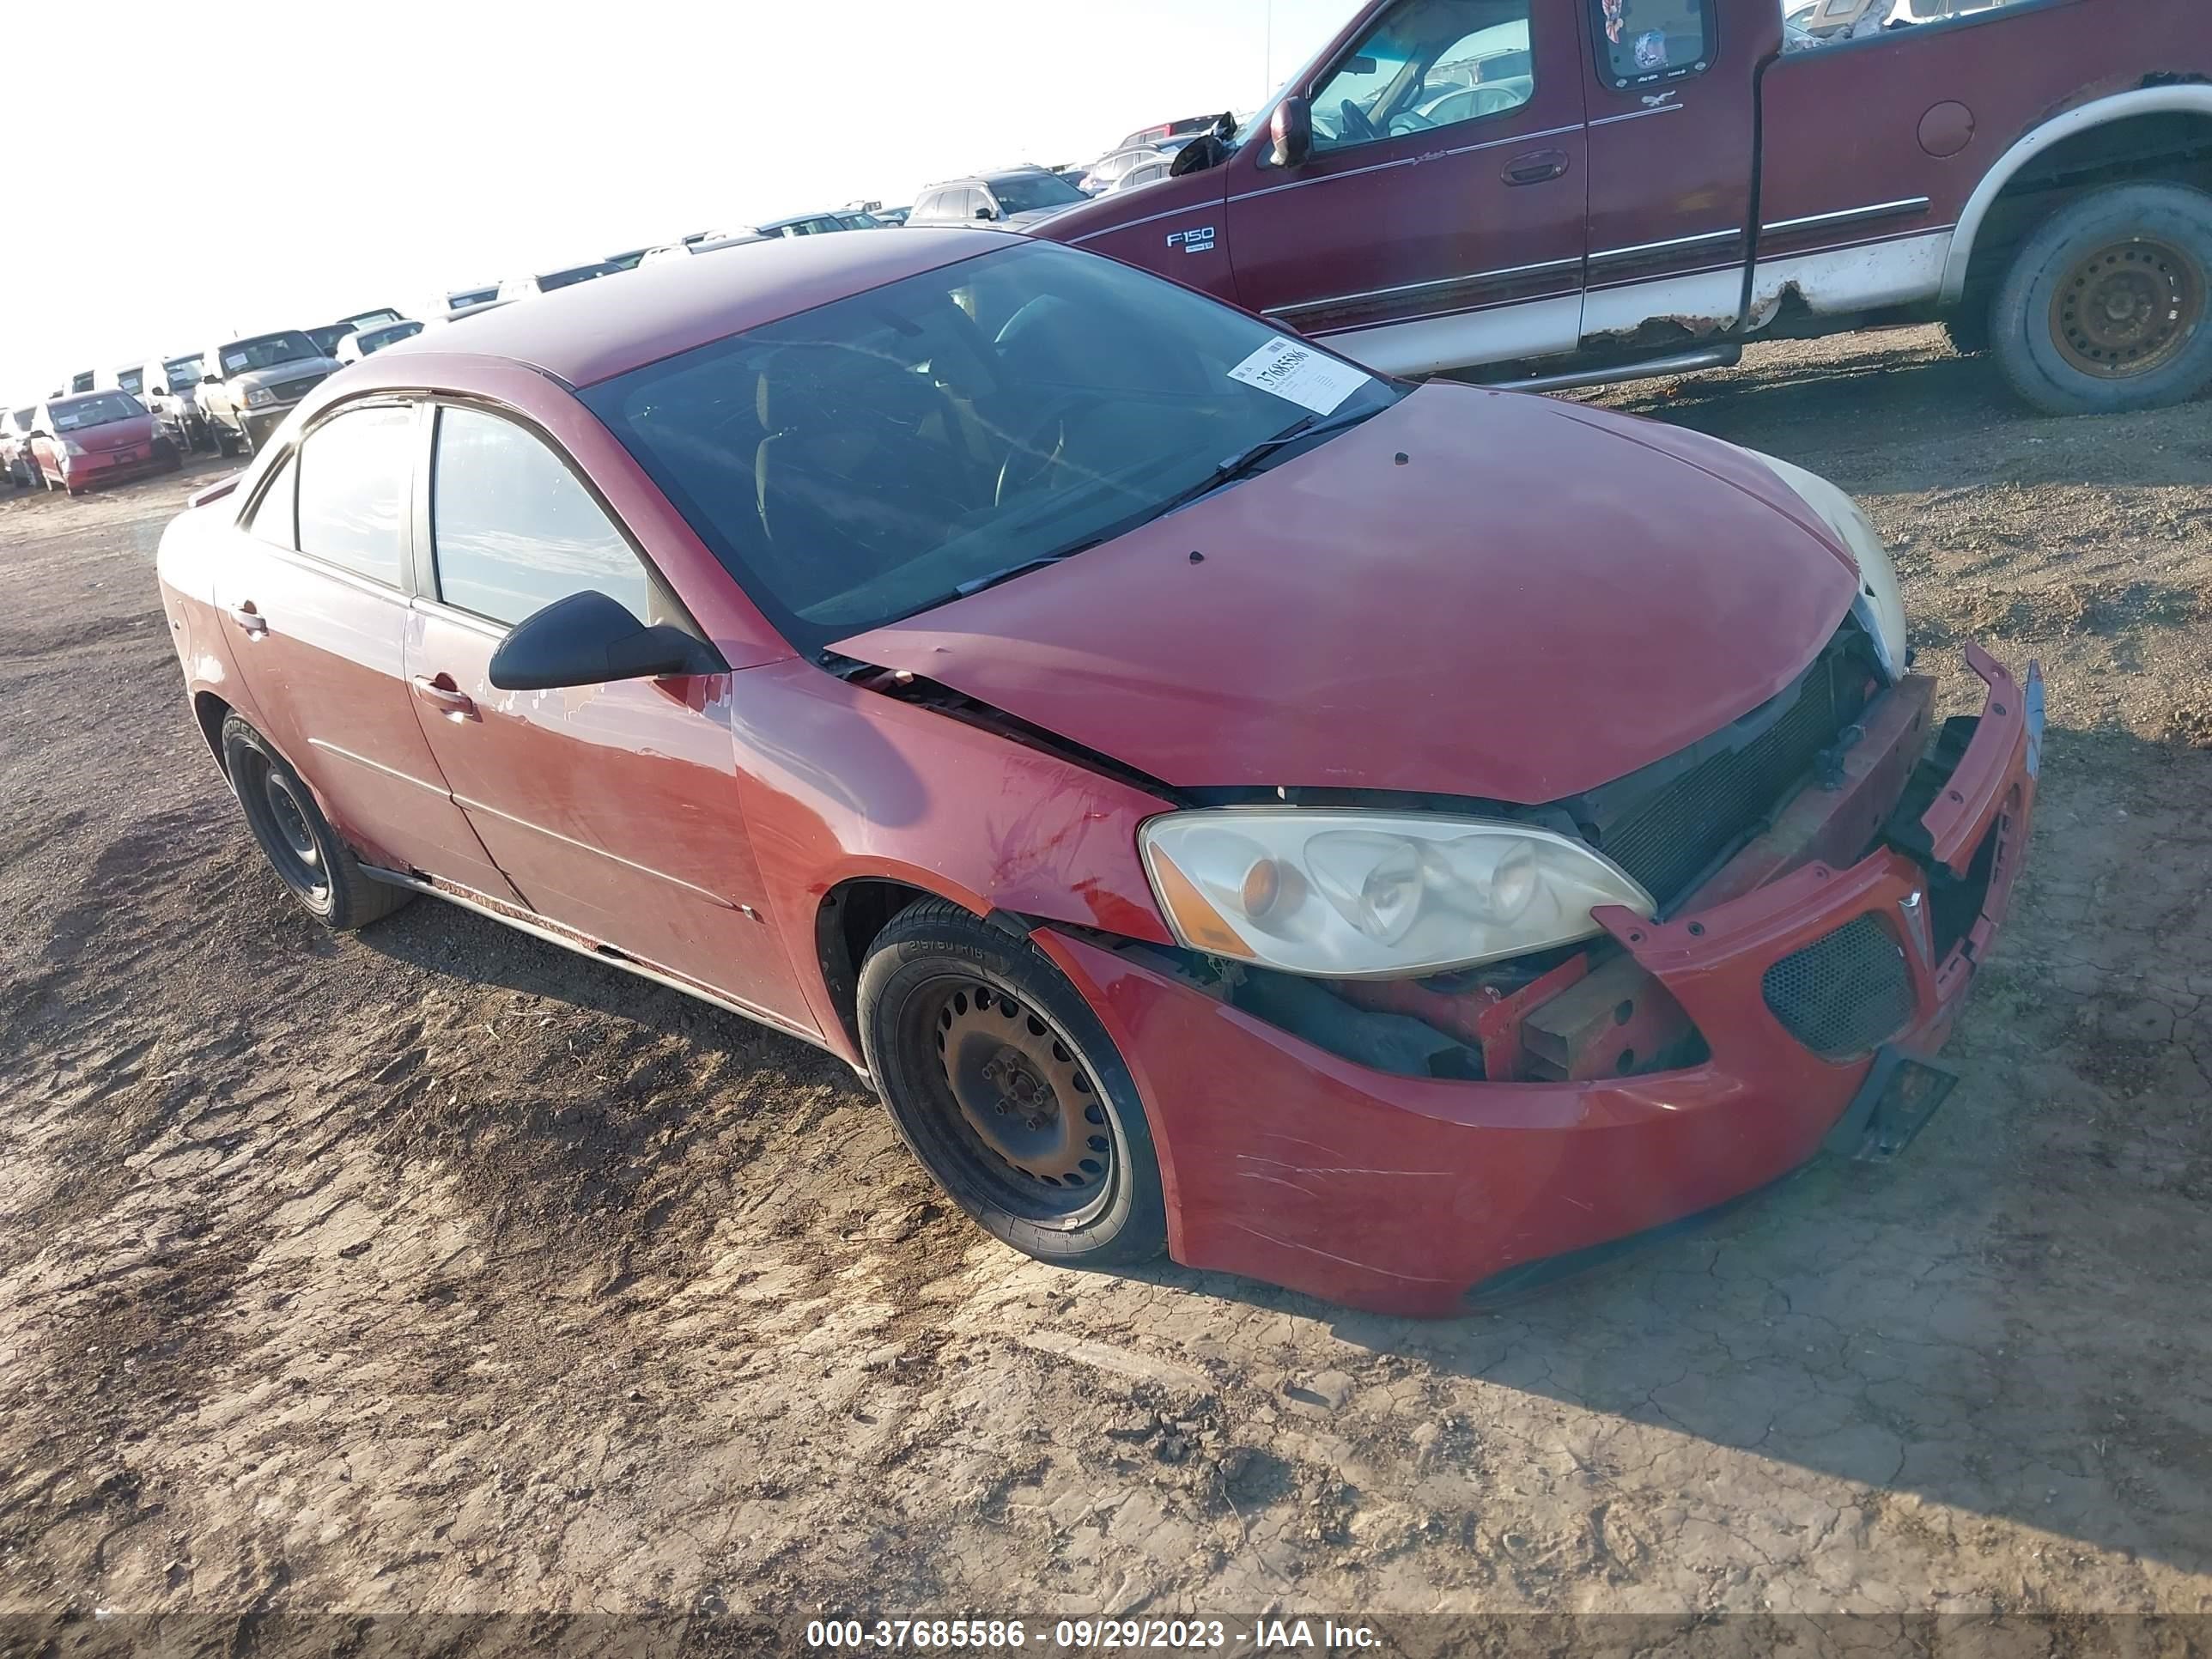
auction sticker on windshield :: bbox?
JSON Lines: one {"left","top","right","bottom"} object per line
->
{"left": 1227, "top": 336, "right": 1370, "bottom": 416}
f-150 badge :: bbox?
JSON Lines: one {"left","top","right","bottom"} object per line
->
{"left": 1167, "top": 226, "right": 1216, "bottom": 254}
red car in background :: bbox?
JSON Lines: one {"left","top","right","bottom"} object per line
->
{"left": 155, "top": 230, "right": 2039, "bottom": 1315}
{"left": 29, "top": 391, "right": 179, "bottom": 495}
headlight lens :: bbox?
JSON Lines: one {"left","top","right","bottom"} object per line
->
{"left": 1139, "top": 811, "right": 1655, "bottom": 980}
{"left": 1745, "top": 449, "right": 1907, "bottom": 680}
{"left": 243, "top": 386, "right": 277, "bottom": 408}
{"left": 60, "top": 438, "right": 85, "bottom": 456}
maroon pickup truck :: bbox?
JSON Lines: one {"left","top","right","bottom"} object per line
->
{"left": 1036, "top": 0, "right": 2209, "bottom": 415}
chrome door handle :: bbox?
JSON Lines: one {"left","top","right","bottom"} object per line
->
{"left": 226, "top": 602, "right": 268, "bottom": 636}
{"left": 410, "top": 674, "right": 479, "bottom": 721}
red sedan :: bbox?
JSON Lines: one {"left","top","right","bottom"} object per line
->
{"left": 32, "top": 390, "right": 179, "bottom": 495}
{"left": 155, "top": 229, "right": 2039, "bottom": 1315}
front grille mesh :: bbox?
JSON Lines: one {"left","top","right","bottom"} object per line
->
{"left": 270, "top": 374, "right": 326, "bottom": 403}
{"left": 1760, "top": 915, "right": 1916, "bottom": 1060}
{"left": 1595, "top": 665, "right": 1846, "bottom": 904}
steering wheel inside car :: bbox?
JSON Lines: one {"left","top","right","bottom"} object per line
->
{"left": 1337, "top": 97, "right": 1383, "bottom": 144}
{"left": 996, "top": 399, "right": 1085, "bottom": 507}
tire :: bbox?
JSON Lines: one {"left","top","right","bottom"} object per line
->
{"left": 1941, "top": 307, "right": 1990, "bottom": 358}
{"left": 215, "top": 422, "right": 240, "bottom": 458}
{"left": 220, "top": 714, "right": 412, "bottom": 931}
{"left": 857, "top": 898, "right": 1167, "bottom": 1268}
{"left": 1992, "top": 182, "right": 2212, "bottom": 416}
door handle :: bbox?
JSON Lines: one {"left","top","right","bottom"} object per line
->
{"left": 1503, "top": 149, "right": 1571, "bottom": 186}
{"left": 226, "top": 601, "right": 268, "bottom": 636}
{"left": 410, "top": 673, "right": 479, "bottom": 721}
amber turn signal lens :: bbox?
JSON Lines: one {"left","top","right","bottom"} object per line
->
{"left": 1148, "top": 852, "right": 1255, "bottom": 960}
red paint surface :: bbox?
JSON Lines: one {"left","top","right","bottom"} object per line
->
{"left": 839, "top": 382, "right": 1858, "bottom": 803}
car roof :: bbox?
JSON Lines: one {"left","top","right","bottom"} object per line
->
{"left": 46, "top": 389, "right": 133, "bottom": 411}
{"left": 367, "top": 227, "right": 1007, "bottom": 389}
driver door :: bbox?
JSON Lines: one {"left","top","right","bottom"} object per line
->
{"left": 1224, "top": 0, "right": 1588, "bottom": 377}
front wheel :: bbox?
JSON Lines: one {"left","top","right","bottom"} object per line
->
{"left": 1992, "top": 182, "right": 2212, "bottom": 416}
{"left": 858, "top": 899, "right": 1167, "bottom": 1268}
{"left": 221, "top": 715, "right": 412, "bottom": 931}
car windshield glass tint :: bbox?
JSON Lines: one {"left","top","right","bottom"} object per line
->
{"left": 988, "top": 174, "right": 1085, "bottom": 214}
{"left": 52, "top": 394, "right": 142, "bottom": 429}
{"left": 363, "top": 323, "right": 422, "bottom": 351}
{"left": 165, "top": 358, "right": 204, "bottom": 388}
{"left": 582, "top": 240, "right": 1396, "bottom": 656}
{"left": 222, "top": 333, "right": 319, "bottom": 373}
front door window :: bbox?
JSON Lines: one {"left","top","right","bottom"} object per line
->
{"left": 1311, "top": 0, "right": 1536, "bottom": 155}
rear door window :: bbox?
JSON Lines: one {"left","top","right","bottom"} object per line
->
{"left": 1589, "top": 0, "right": 1715, "bottom": 86}
{"left": 429, "top": 406, "right": 653, "bottom": 626}
{"left": 295, "top": 405, "right": 413, "bottom": 586}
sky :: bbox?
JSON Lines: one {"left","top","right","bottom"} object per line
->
{"left": 0, "top": 0, "right": 1354, "bottom": 401}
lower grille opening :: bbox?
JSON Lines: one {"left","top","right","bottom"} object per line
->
{"left": 1761, "top": 915, "right": 1917, "bottom": 1061}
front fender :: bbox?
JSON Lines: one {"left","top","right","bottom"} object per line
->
{"left": 726, "top": 658, "right": 1176, "bottom": 1063}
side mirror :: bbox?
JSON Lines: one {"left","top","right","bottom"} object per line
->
{"left": 974, "top": 205, "right": 996, "bottom": 221}
{"left": 489, "top": 590, "right": 726, "bottom": 691}
{"left": 1272, "top": 97, "right": 1314, "bottom": 168}
{"left": 149, "top": 386, "right": 166, "bottom": 398}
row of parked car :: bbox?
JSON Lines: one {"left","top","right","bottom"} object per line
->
{"left": 4, "top": 116, "right": 1220, "bottom": 499}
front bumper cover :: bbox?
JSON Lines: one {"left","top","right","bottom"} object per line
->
{"left": 1036, "top": 647, "right": 2042, "bottom": 1316}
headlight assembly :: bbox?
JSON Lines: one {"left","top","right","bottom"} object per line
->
{"left": 243, "top": 386, "right": 277, "bottom": 409}
{"left": 1139, "top": 811, "right": 1655, "bottom": 981}
{"left": 1746, "top": 449, "right": 1907, "bottom": 680}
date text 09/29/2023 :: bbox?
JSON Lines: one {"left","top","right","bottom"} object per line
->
{"left": 804, "top": 1617, "right": 1383, "bottom": 1650}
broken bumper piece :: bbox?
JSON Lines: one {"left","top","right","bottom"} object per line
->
{"left": 1033, "top": 648, "right": 2040, "bottom": 1317}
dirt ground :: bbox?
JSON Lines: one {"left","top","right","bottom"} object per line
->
{"left": 2, "top": 329, "right": 2209, "bottom": 1649}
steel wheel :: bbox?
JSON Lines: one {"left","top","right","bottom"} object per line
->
{"left": 238, "top": 746, "right": 331, "bottom": 907}
{"left": 2048, "top": 234, "right": 2206, "bottom": 380}
{"left": 910, "top": 977, "right": 1115, "bottom": 1223}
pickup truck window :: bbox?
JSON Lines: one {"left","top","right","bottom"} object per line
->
{"left": 1312, "top": 0, "right": 1534, "bottom": 155}
{"left": 1590, "top": 0, "right": 1715, "bottom": 87}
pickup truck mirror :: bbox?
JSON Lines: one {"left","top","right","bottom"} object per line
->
{"left": 1272, "top": 97, "right": 1314, "bottom": 169}
{"left": 489, "top": 590, "right": 727, "bottom": 691}
{"left": 975, "top": 205, "right": 996, "bottom": 221}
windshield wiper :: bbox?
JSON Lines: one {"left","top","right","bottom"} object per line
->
{"left": 1146, "top": 403, "right": 1384, "bottom": 522}
{"left": 951, "top": 536, "right": 1111, "bottom": 599}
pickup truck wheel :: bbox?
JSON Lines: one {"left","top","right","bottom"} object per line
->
{"left": 221, "top": 715, "right": 413, "bottom": 931}
{"left": 857, "top": 899, "right": 1168, "bottom": 1269}
{"left": 1994, "top": 182, "right": 2212, "bottom": 416}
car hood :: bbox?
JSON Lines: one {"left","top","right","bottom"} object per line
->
{"left": 833, "top": 383, "right": 1862, "bottom": 805}
{"left": 1000, "top": 203, "right": 1087, "bottom": 229}
{"left": 231, "top": 356, "right": 341, "bottom": 392}
{"left": 68, "top": 414, "right": 157, "bottom": 452}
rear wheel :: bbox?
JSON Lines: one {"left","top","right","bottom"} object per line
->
{"left": 857, "top": 899, "right": 1167, "bottom": 1267}
{"left": 1992, "top": 182, "right": 2212, "bottom": 415}
{"left": 221, "top": 715, "right": 411, "bottom": 931}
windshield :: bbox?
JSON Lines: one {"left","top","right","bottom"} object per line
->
{"left": 359, "top": 321, "right": 424, "bottom": 352}
{"left": 988, "top": 173, "right": 1086, "bottom": 215}
{"left": 52, "top": 393, "right": 143, "bottom": 429}
{"left": 164, "top": 356, "right": 204, "bottom": 389}
{"left": 582, "top": 240, "right": 1395, "bottom": 656}
{"left": 221, "top": 332, "right": 321, "bottom": 374}
{"left": 307, "top": 325, "right": 355, "bottom": 356}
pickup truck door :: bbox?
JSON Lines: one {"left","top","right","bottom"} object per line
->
{"left": 1577, "top": 0, "right": 1771, "bottom": 346}
{"left": 1223, "top": 0, "right": 1589, "bottom": 378}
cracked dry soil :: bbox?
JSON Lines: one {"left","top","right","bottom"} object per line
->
{"left": 1, "top": 330, "right": 2209, "bottom": 1646}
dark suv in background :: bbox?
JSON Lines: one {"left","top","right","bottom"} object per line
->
{"left": 903, "top": 167, "right": 1088, "bottom": 229}
{"left": 196, "top": 331, "right": 343, "bottom": 457}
